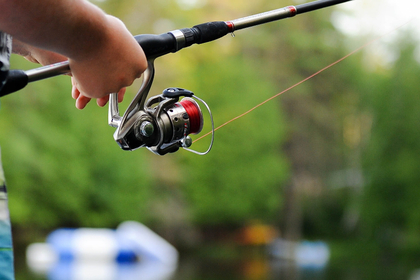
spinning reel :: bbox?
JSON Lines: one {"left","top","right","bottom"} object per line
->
{"left": 108, "top": 62, "right": 214, "bottom": 156}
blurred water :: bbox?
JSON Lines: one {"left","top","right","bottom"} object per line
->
{"left": 14, "top": 249, "right": 420, "bottom": 280}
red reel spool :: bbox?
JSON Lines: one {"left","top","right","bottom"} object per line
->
{"left": 180, "top": 98, "right": 203, "bottom": 135}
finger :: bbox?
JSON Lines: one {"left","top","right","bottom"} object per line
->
{"left": 72, "top": 86, "right": 80, "bottom": 100}
{"left": 96, "top": 95, "right": 109, "bottom": 107}
{"left": 76, "top": 95, "right": 91, "bottom": 110}
{"left": 118, "top": 88, "right": 126, "bottom": 103}
{"left": 97, "top": 87, "right": 127, "bottom": 107}
{"left": 71, "top": 78, "right": 80, "bottom": 100}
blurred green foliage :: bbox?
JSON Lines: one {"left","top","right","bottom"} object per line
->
{"left": 0, "top": 1, "right": 292, "bottom": 240}
{"left": 1, "top": 0, "right": 420, "bottom": 259}
{"left": 360, "top": 36, "right": 420, "bottom": 254}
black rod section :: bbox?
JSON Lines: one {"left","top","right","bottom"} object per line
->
{"left": 296, "top": 0, "right": 352, "bottom": 14}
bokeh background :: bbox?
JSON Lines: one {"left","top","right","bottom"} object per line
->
{"left": 2, "top": 0, "right": 420, "bottom": 279}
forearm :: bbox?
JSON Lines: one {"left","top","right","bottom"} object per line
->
{"left": 0, "top": 0, "right": 147, "bottom": 102}
{"left": 0, "top": 0, "right": 109, "bottom": 60}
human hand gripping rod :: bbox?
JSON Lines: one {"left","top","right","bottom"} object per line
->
{"left": 0, "top": 0, "right": 352, "bottom": 155}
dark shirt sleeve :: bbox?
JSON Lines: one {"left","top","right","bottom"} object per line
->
{"left": 0, "top": 32, "right": 12, "bottom": 92}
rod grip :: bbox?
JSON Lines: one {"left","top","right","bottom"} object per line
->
{"left": 134, "top": 21, "right": 230, "bottom": 59}
{"left": 0, "top": 70, "right": 29, "bottom": 97}
{"left": 192, "top": 21, "right": 230, "bottom": 44}
{"left": 135, "top": 33, "right": 177, "bottom": 59}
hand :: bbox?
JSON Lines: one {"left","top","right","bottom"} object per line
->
{"left": 68, "top": 16, "right": 147, "bottom": 101}
{"left": 12, "top": 15, "right": 148, "bottom": 110}
{"left": 5, "top": 1, "right": 147, "bottom": 110}
{"left": 14, "top": 42, "right": 123, "bottom": 109}
{"left": 71, "top": 78, "right": 126, "bottom": 109}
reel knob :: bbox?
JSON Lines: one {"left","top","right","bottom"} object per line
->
{"left": 181, "top": 136, "right": 193, "bottom": 148}
{"left": 139, "top": 121, "right": 155, "bottom": 137}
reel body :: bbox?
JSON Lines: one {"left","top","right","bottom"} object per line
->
{"left": 108, "top": 62, "right": 213, "bottom": 156}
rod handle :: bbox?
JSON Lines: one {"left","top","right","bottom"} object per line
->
{"left": 135, "top": 33, "right": 177, "bottom": 59}
{"left": 0, "top": 70, "right": 29, "bottom": 97}
{"left": 135, "top": 21, "right": 229, "bottom": 59}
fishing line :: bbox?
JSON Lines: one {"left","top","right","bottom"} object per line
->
{"left": 193, "top": 19, "right": 415, "bottom": 144}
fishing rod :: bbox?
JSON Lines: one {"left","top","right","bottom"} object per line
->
{"left": 0, "top": 0, "right": 352, "bottom": 155}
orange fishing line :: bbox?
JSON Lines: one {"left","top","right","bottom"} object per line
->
{"left": 194, "top": 20, "right": 413, "bottom": 144}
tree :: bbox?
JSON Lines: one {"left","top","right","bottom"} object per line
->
{"left": 360, "top": 36, "right": 420, "bottom": 252}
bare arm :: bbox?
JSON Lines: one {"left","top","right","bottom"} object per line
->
{"left": 0, "top": 0, "right": 147, "bottom": 108}
{"left": 0, "top": 0, "right": 111, "bottom": 58}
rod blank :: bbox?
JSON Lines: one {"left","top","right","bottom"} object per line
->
{"left": 228, "top": 7, "right": 296, "bottom": 31}
{"left": 227, "top": 0, "right": 351, "bottom": 32}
